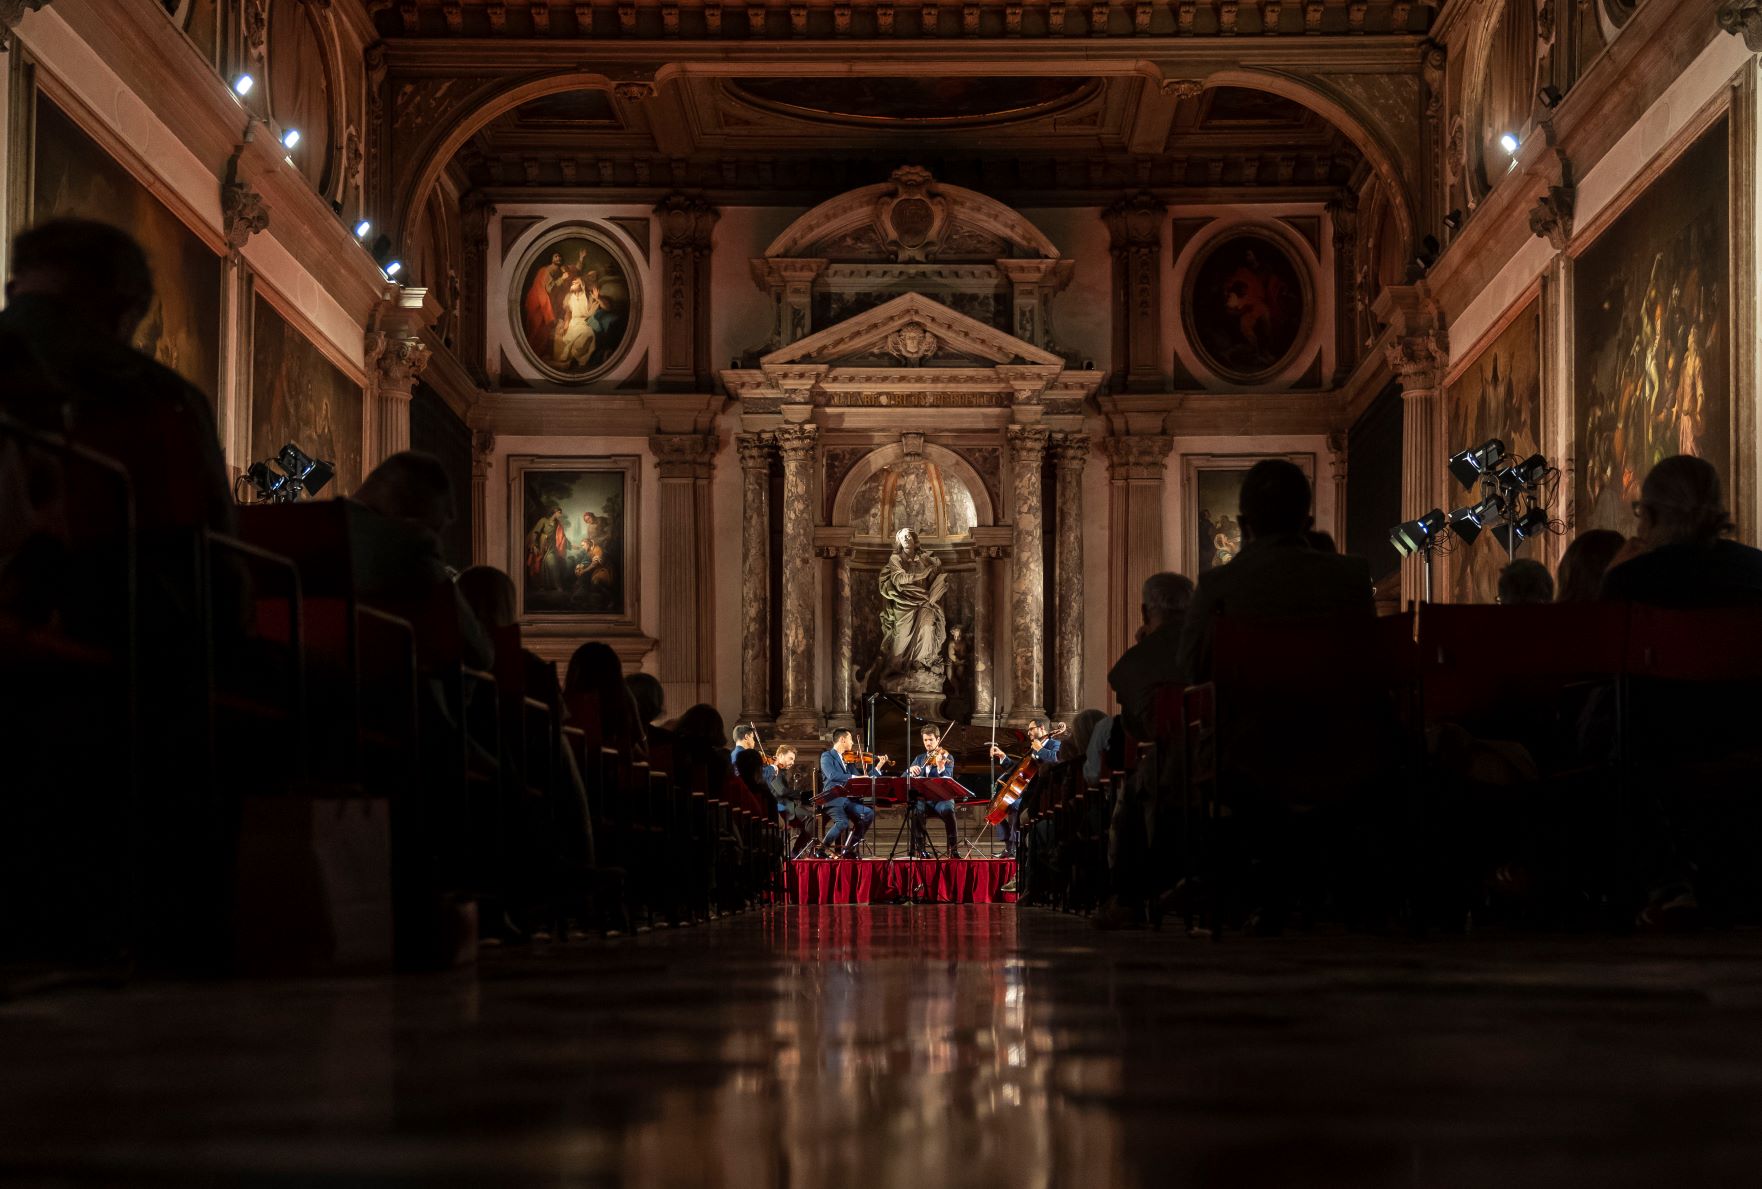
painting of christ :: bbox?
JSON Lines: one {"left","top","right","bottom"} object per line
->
{"left": 510, "top": 227, "right": 637, "bottom": 382}
{"left": 1573, "top": 117, "right": 1730, "bottom": 533}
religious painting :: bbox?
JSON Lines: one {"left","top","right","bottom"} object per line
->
{"left": 1573, "top": 116, "right": 1730, "bottom": 534}
{"left": 1445, "top": 300, "right": 1543, "bottom": 604}
{"left": 510, "top": 457, "right": 641, "bottom": 626}
{"left": 1184, "top": 231, "right": 1309, "bottom": 381}
{"left": 509, "top": 226, "right": 639, "bottom": 383}
{"left": 1183, "top": 454, "right": 1316, "bottom": 575}
{"left": 31, "top": 93, "right": 222, "bottom": 404}
{"left": 250, "top": 295, "right": 363, "bottom": 496}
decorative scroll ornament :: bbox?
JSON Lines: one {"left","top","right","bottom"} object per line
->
{"left": 221, "top": 181, "right": 270, "bottom": 251}
{"left": 883, "top": 321, "right": 941, "bottom": 367}
{"left": 1527, "top": 185, "right": 1575, "bottom": 251}
{"left": 1159, "top": 78, "right": 1205, "bottom": 101}
{"left": 873, "top": 166, "right": 950, "bottom": 263}
{"left": 1719, "top": 1, "right": 1762, "bottom": 51}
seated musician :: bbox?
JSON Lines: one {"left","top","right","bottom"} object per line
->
{"left": 988, "top": 717, "right": 1061, "bottom": 849}
{"left": 730, "top": 723, "right": 758, "bottom": 771}
{"left": 907, "top": 725, "right": 960, "bottom": 857}
{"left": 765, "top": 745, "right": 812, "bottom": 852}
{"left": 818, "top": 729, "right": 878, "bottom": 857}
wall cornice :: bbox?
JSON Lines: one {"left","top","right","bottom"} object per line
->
{"left": 469, "top": 392, "right": 726, "bottom": 437}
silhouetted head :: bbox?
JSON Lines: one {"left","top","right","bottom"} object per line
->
{"left": 624, "top": 671, "right": 665, "bottom": 724}
{"left": 1556, "top": 529, "right": 1626, "bottom": 603}
{"left": 1238, "top": 459, "right": 1313, "bottom": 540}
{"left": 8, "top": 219, "right": 153, "bottom": 343}
{"left": 733, "top": 724, "right": 758, "bottom": 749}
{"left": 675, "top": 703, "right": 727, "bottom": 748}
{"left": 1497, "top": 559, "right": 1555, "bottom": 606}
{"left": 563, "top": 641, "right": 624, "bottom": 701}
{"left": 355, "top": 451, "right": 454, "bottom": 536}
{"left": 456, "top": 565, "right": 517, "bottom": 633}
{"left": 1637, "top": 455, "right": 1731, "bottom": 547}
{"left": 1141, "top": 571, "right": 1195, "bottom": 632}
{"left": 734, "top": 747, "right": 765, "bottom": 783}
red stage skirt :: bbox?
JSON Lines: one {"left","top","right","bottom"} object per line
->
{"left": 785, "top": 858, "right": 1017, "bottom": 905}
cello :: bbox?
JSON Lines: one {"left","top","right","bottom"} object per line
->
{"left": 984, "top": 720, "right": 1068, "bottom": 824}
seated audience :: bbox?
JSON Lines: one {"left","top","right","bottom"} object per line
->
{"left": 1304, "top": 530, "right": 1338, "bottom": 553}
{"left": 563, "top": 641, "right": 646, "bottom": 758}
{"left": 1555, "top": 529, "right": 1626, "bottom": 603}
{"left": 727, "top": 749, "right": 775, "bottom": 819}
{"left": 351, "top": 451, "right": 492, "bottom": 671}
{"left": 1066, "top": 709, "right": 1106, "bottom": 771}
{"left": 624, "top": 672, "right": 677, "bottom": 770}
{"left": 1176, "top": 459, "right": 1374, "bottom": 682}
{"left": 1108, "top": 572, "right": 1194, "bottom": 743}
{"left": 1601, "top": 455, "right": 1762, "bottom": 607}
{"left": 674, "top": 703, "right": 732, "bottom": 791}
{"left": 1497, "top": 559, "right": 1554, "bottom": 605}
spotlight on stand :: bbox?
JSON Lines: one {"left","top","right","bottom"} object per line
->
{"left": 1391, "top": 508, "right": 1447, "bottom": 558}
{"left": 1448, "top": 494, "right": 1505, "bottom": 546}
{"left": 235, "top": 442, "right": 335, "bottom": 505}
{"left": 1448, "top": 438, "right": 1507, "bottom": 491}
{"left": 1491, "top": 507, "right": 1549, "bottom": 553}
{"left": 1498, "top": 452, "right": 1549, "bottom": 490}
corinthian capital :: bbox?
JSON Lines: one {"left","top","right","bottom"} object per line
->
{"left": 1383, "top": 333, "right": 1446, "bottom": 392}
{"left": 649, "top": 433, "right": 718, "bottom": 479}
{"left": 1050, "top": 431, "right": 1091, "bottom": 469}
{"left": 1100, "top": 434, "right": 1173, "bottom": 478}
{"left": 366, "top": 331, "right": 431, "bottom": 392}
{"left": 773, "top": 422, "right": 819, "bottom": 462}
{"left": 1006, "top": 423, "right": 1051, "bottom": 463}
{"left": 735, "top": 432, "right": 774, "bottom": 471}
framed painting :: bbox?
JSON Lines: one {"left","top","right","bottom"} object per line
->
{"left": 1445, "top": 297, "right": 1543, "bottom": 603}
{"left": 1572, "top": 114, "right": 1731, "bottom": 534}
{"left": 1182, "top": 453, "right": 1317, "bottom": 576}
{"left": 1182, "top": 230, "right": 1310, "bottom": 382}
{"left": 508, "top": 224, "right": 640, "bottom": 383}
{"left": 31, "top": 92, "right": 222, "bottom": 404}
{"left": 250, "top": 293, "right": 363, "bottom": 496}
{"left": 509, "top": 456, "right": 641, "bottom": 628}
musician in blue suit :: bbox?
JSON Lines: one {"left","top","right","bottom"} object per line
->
{"left": 907, "top": 724, "right": 961, "bottom": 856}
{"left": 819, "top": 728, "right": 878, "bottom": 857}
{"left": 987, "top": 717, "right": 1061, "bottom": 849}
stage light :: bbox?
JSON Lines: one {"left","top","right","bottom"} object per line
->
{"left": 1491, "top": 507, "right": 1549, "bottom": 553}
{"left": 243, "top": 460, "right": 287, "bottom": 502}
{"left": 1448, "top": 438, "right": 1507, "bottom": 492}
{"left": 277, "top": 443, "right": 335, "bottom": 499}
{"left": 1538, "top": 84, "right": 1564, "bottom": 109}
{"left": 232, "top": 74, "right": 255, "bottom": 97}
{"left": 1499, "top": 132, "right": 1520, "bottom": 155}
{"left": 1448, "top": 494, "right": 1506, "bottom": 546}
{"left": 354, "top": 219, "right": 373, "bottom": 239}
{"left": 1498, "top": 453, "right": 1549, "bottom": 490}
{"left": 383, "top": 259, "right": 403, "bottom": 279}
{"left": 1391, "top": 508, "right": 1447, "bottom": 558}
{"left": 280, "top": 128, "right": 301, "bottom": 150}
{"left": 1444, "top": 209, "right": 1464, "bottom": 231}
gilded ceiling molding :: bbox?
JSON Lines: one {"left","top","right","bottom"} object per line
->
{"left": 0, "top": 0, "right": 51, "bottom": 51}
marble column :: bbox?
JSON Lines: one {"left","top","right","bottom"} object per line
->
{"left": 469, "top": 430, "right": 495, "bottom": 565}
{"left": 1007, "top": 424, "right": 1050, "bottom": 723}
{"left": 1101, "top": 435, "right": 1173, "bottom": 685}
{"left": 774, "top": 423, "right": 821, "bottom": 735}
{"left": 1051, "top": 433, "right": 1089, "bottom": 721}
{"left": 829, "top": 546, "right": 855, "bottom": 729}
{"left": 973, "top": 545, "right": 1000, "bottom": 723}
{"left": 650, "top": 433, "right": 719, "bottom": 705}
{"left": 735, "top": 433, "right": 774, "bottom": 726}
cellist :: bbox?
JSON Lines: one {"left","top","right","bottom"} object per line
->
{"left": 987, "top": 716, "right": 1061, "bottom": 849}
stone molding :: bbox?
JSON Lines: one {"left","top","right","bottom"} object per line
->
{"left": 1100, "top": 434, "right": 1173, "bottom": 479}
{"left": 649, "top": 432, "right": 719, "bottom": 479}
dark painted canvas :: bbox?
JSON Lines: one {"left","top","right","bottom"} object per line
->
{"left": 250, "top": 295, "right": 363, "bottom": 496}
{"left": 1186, "top": 232, "right": 1307, "bottom": 380}
{"left": 32, "top": 94, "right": 222, "bottom": 403}
{"left": 1445, "top": 301, "right": 1543, "bottom": 603}
{"left": 1574, "top": 117, "right": 1730, "bottom": 533}
{"left": 519, "top": 468, "right": 627, "bottom": 617}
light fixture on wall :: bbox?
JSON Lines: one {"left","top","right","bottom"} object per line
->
{"left": 231, "top": 74, "right": 255, "bottom": 98}
{"left": 1412, "top": 234, "right": 1441, "bottom": 276}
{"left": 383, "top": 260, "right": 403, "bottom": 279}
{"left": 1538, "top": 85, "right": 1564, "bottom": 110}
{"left": 280, "top": 128, "right": 301, "bottom": 151}
{"left": 1443, "top": 209, "right": 1464, "bottom": 231}
{"left": 354, "top": 219, "right": 373, "bottom": 239}
{"left": 1498, "top": 131, "right": 1521, "bottom": 155}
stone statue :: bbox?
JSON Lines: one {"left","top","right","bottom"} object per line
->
{"left": 877, "top": 526, "right": 947, "bottom": 693}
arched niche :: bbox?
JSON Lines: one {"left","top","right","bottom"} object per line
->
{"left": 1463, "top": 0, "right": 1540, "bottom": 205}
{"left": 761, "top": 169, "right": 1061, "bottom": 262}
{"left": 830, "top": 443, "right": 995, "bottom": 537}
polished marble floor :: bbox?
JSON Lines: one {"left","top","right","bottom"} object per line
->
{"left": 6, "top": 908, "right": 1762, "bottom": 1186}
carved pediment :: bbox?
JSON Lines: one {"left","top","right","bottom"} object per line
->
{"left": 763, "top": 292, "right": 1063, "bottom": 369}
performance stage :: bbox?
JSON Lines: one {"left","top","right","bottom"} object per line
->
{"left": 785, "top": 858, "right": 1017, "bottom": 905}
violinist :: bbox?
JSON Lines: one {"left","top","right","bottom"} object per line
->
{"left": 987, "top": 716, "right": 1062, "bottom": 849}
{"left": 818, "top": 728, "right": 877, "bottom": 857}
{"left": 907, "top": 724, "right": 959, "bottom": 857}
{"left": 730, "top": 723, "right": 759, "bottom": 771}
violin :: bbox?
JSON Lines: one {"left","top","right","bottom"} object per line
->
{"left": 840, "top": 747, "right": 890, "bottom": 770}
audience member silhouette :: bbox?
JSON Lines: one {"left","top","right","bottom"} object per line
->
{"left": 1601, "top": 455, "right": 1762, "bottom": 607}
{"left": 1108, "top": 572, "right": 1194, "bottom": 743}
{"left": 1555, "top": 529, "right": 1626, "bottom": 603}
{"left": 1176, "top": 459, "right": 1374, "bottom": 682}
{"left": 624, "top": 672, "right": 677, "bottom": 772}
{"left": 1497, "top": 559, "right": 1554, "bottom": 605}
{"left": 562, "top": 641, "right": 645, "bottom": 759}
{"left": 352, "top": 451, "right": 491, "bottom": 672}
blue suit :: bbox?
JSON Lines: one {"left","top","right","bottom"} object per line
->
{"left": 819, "top": 748, "right": 875, "bottom": 854}
{"left": 996, "top": 737, "right": 1061, "bottom": 846}
{"left": 908, "top": 751, "right": 959, "bottom": 854}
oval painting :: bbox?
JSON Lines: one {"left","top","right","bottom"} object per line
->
{"left": 511, "top": 226, "right": 639, "bottom": 382}
{"left": 1185, "top": 232, "right": 1309, "bottom": 382}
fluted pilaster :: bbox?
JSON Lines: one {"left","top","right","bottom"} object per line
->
{"left": 774, "top": 423, "right": 821, "bottom": 734}
{"left": 736, "top": 433, "right": 774, "bottom": 725}
{"left": 650, "top": 433, "right": 719, "bottom": 705}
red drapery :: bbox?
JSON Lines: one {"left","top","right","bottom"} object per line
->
{"left": 785, "top": 858, "right": 1017, "bottom": 905}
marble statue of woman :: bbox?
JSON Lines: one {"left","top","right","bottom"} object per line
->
{"left": 878, "top": 526, "right": 947, "bottom": 691}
